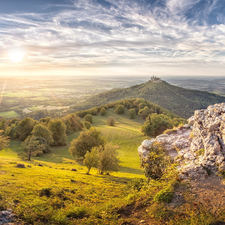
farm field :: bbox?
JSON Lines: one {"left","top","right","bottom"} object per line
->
{"left": 0, "top": 110, "right": 19, "bottom": 118}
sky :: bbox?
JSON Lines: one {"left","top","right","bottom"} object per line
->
{"left": 0, "top": 0, "right": 225, "bottom": 76}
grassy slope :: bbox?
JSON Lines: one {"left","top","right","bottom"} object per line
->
{"left": 0, "top": 109, "right": 147, "bottom": 224}
{"left": 75, "top": 80, "right": 225, "bottom": 118}
{"left": 0, "top": 111, "right": 19, "bottom": 118}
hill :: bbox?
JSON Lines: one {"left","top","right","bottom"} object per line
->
{"left": 70, "top": 80, "right": 225, "bottom": 118}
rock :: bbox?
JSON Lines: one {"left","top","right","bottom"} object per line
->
{"left": 0, "top": 209, "right": 16, "bottom": 224}
{"left": 71, "top": 168, "right": 77, "bottom": 171}
{"left": 141, "top": 140, "right": 153, "bottom": 150}
{"left": 16, "top": 164, "right": 25, "bottom": 168}
{"left": 38, "top": 163, "right": 43, "bottom": 167}
{"left": 138, "top": 102, "right": 225, "bottom": 181}
{"left": 219, "top": 162, "right": 225, "bottom": 172}
{"left": 183, "top": 124, "right": 190, "bottom": 129}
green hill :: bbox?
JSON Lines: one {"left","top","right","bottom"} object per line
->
{"left": 71, "top": 80, "right": 225, "bottom": 118}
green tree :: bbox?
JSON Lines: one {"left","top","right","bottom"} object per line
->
{"left": 83, "top": 147, "right": 100, "bottom": 174}
{"left": 69, "top": 128, "right": 105, "bottom": 158}
{"left": 84, "top": 121, "right": 91, "bottom": 130}
{"left": 5, "top": 124, "right": 19, "bottom": 140}
{"left": 31, "top": 124, "right": 53, "bottom": 145}
{"left": 98, "top": 144, "right": 120, "bottom": 175}
{"left": 107, "top": 116, "right": 115, "bottom": 126}
{"left": 18, "top": 118, "right": 37, "bottom": 141}
{"left": 128, "top": 108, "right": 136, "bottom": 119}
{"left": 0, "top": 130, "right": 9, "bottom": 150}
{"left": 100, "top": 107, "right": 107, "bottom": 116}
{"left": 63, "top": 114, "right": 83, "bottom": 134}
{"left": 21, "top": 136, "right": 45, "bottom": 161}
{"left": 114, "top": 105, "right": 125, "bottom": 114}
{"left": 141, "top": 113, "right": 172, "bottom": 136}
{"left": 84, "top": 114, "right": 93, "bottom": 124}
{"left": 48, "top": 118, "right": 67, "bottom": 146}
{"left": 141, "top": 143, "right": 169, "bottom": 181}
{"left": 138, "top": 106, "right": 150, "bottom": 119}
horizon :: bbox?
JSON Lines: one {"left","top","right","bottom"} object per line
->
{"left": 1, "top": 0, "right": 225, "bottom": 76}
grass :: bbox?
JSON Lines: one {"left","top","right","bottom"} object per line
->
{"left": 0, "top": 111, "right": 19, "bottom": 118}
{"left": 0, "top": 109, "right": 148, "bottom": 224}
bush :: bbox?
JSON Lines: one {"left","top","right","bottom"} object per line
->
{"left": 100, "top": 107, "right": 107, "bottom": 116}
{"left": 107, "top": 117, "right": 115, "bottom": 126}
{"left": 114, "top": 105, "right": 125, "bottom": 114}
{"left": 154, "top": 187, "right": 174, "bottom": 203}
{"left": 128, "top": 108, "right": 136, "bottom": 119}
{"left": 141, "top": 142, "right": 169, "bottom": 181}
{"left": 83, "top": 121, "right": 91, "bottom": 130}
{"left": 84, "top": 114, "right": 93, "bottom": 123}
{"left": 83, "top": 147, "right": 99, "bottom": 174}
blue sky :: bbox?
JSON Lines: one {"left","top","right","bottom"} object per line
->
{"left": 0, "top": 0, "right": 225, "bottom": 76}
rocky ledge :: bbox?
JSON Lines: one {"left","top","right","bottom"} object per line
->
{"left": 138, "top": 103, "right": 225, "bottom": 180}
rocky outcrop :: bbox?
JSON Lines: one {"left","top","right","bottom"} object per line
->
{"left": 0, "top": 209, "right": 17, "bottom": 224}
{"left": 138, "top": 103, "right": 225, "bottom": 180}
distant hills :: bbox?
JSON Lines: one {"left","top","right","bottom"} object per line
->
{"left": 71, "top": 79, "right": 225, "bottom": 118}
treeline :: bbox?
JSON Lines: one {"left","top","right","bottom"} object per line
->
{"left": 0, "top": 113, "right": 83, "bottom": 159}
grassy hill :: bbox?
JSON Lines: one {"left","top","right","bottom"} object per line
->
{"left": 71, "top": 80, "right": 225, "bottom": 118}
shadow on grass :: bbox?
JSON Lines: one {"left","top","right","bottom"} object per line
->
{"left": 120, "top": 166, "right": 143, "bottom": 175}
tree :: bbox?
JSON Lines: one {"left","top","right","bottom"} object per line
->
{"left": 21, "top": 136, "right": 45, "bottom": 161}
{"left": 100, "top": 107, "right": 107, "bottom": 116}
{"left": 0, "top": 130, "right": 9, "bottom": 150}
{"left": 128, "top": 109, "right": 136, "bottom": 119}
{"left": 63, "top": 114, "right": 83, "bottom": 135}
{"left": 114, "top": 105, "right": 125, "bottom": 114}
{"left": 83, "top": 147, "right": 100, "bottom": 174}
{"left": 141, "top": 142, "right": 169, "bottom": 181}
{"left": 18, "top": 118, "right": 37, "bottom": 141}
{"left": 138, "top": 106, "right": 150, "bottom": 119}
{"left": 48, "top": 118, "right": 67, "bottom": 146}
{"left": 98, "top": 144, "right": 120, "bottom": 175}
{"left": 69, "top": 128, "right": 105, "bottom": 158}
{"left": 107, "top": 116, "right": 115, "bottom": 126}
{"left": 84, "top": 121, "right": 91, "bottom": 130}
{"left": 141, "top": 113, "right": 172, "bottom": 136}
{"left": 31, "top": 124, "right": 53, "bottom": 145}
{"left": 84, "top": 114, "right": 93, "bottom": 124}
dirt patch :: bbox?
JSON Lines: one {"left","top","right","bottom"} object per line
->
{"left": 23, "top": 108, "right": 32, "bottom": 114}
{"left": 190, "top": 175, "right": 225, "bottom": 212}
{"left": 0, "top": 171, "right": 6, "bottom": 175}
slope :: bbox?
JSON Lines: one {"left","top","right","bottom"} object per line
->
{"left": 71, "top": 80, "right": 225, "bottom": 118}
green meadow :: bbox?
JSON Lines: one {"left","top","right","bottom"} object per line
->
{"left": 0, "top": 110, "right": 19, "bottom": 118}
{"left": 0, "top": 109, "right": 147, "bottom": 224}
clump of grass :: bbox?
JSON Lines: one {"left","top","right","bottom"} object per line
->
{"left": 67, "top": 207, "right": 88, "bottom": 219}
{"left": 40, "top": 187, "right": 52, "bottom": 197}
{"left": 163, "top": 128, "right": 178, "bottom": 135}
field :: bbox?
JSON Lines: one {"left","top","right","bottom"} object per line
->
{"left": 0, "top": 110, "right": 147, "bottom": 224}
{"left": 0, "top": 110, "right": 19, "bottom": 118}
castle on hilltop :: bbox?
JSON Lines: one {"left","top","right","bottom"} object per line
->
{"left": 151, "top": 76, "right": 162, "bottom": 83}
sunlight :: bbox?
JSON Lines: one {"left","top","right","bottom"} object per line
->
{"left": 8, "top": 49, "right": 24, "bottom": 63}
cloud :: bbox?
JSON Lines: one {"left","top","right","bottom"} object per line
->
{"left": 0, "top": 0, "right": 225, "bottom": 75}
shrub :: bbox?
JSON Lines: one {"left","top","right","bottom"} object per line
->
{"left": 83, "top": 147, "right": 99, "bottom": 174}
{"left": 128, "top": 108, "right": 136, "bottom": 119}
{"left": 100, "top": 107, "right": 107, "bottom": 116}
{"left": 141, "top": 142, "right": 169, "bottom": 181}
{"left": 84, "top": 114, "right": 93, "bottom": 123}
{"left": 84, "top": 121, "right": 91, "bottom": 130}
{"left": 107, "top": 116, "right": 115, "bottom": 126}
{"left": 114, "top": 105, "right": 125, "bottom": 114}
{"left": 154, "top": 187, "right": 174, "bottom": 203}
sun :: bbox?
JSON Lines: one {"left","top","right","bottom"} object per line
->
{"left": 8, "top": 49, "right": 25, "bottom": 63}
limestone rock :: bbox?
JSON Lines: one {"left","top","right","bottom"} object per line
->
{"left": 138, "top": 102, "right": 225, "bottom": 181}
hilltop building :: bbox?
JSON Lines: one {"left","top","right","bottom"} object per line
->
{"left": 151, "top": 76, "right": 162, "bottom": 83}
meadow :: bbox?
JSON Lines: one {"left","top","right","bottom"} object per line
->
{"left": 0, "top": 109, "right": 148, "bottom": 224}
